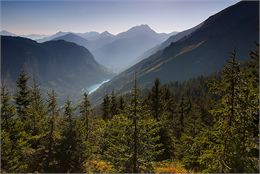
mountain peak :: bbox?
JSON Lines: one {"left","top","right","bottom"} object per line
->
{"left": 117, "top": 24, "right": 156, "bottom": 38}
{"left": 56, "top": 31, "right": 65, "bottom": 34}
{"left": 100, "top": 31, "right": 114, "bottom": 37}
{"left": 136, "top": 24, "right": 151, "bottom": 29}
{"left": 102, "top": 31, "right": 110, "bottom": 34}
{"left": 129, "top": 24, "right": 154, "bottom": 32}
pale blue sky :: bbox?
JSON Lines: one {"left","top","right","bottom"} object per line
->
{"left": 1, "top": 0, "right": 240, "bottom": 35}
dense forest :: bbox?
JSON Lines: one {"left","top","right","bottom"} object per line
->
{"left": 1, "top": 45, "right": 259, "bottom": 173}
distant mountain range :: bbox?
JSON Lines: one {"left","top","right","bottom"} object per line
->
{"left": 0, "top": 30, "right": 49, "bottom": 39}
{"left": 21, "top": 34, "right": 50, "bottom": 40}
{"left": 92, "top": 25, "right": 177, "bottom": 71}
{"left": 1, "top": 26, "right": 177, "bottom": 72}
{"left": 45, "top": 25, "right": 177, "bottom": 71}
{"left": 1, "top": 36, "right": 113, "bottom": 102}
{"left": 90, "top": 1, "right": 259, "bottom": 104}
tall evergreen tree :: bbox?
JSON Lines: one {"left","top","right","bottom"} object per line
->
{"left": 79, "top": 93, "right": 91, "bottom": 141}
{"left": 174, "top": 97, "right": 191, "bottom": 139}
{"left": 1, "top": 85, "right": 17, "bottom": 172}
{"left": 58, "top": 100, "right": 82, "bottom": 172}
{"left": 148, "top": 78, "right": 163, "bottom": 121}
{"left": 44, "top": 90, "right": 59, "bottom": 172}
{"left": 200, "top": 50, "right": 259, "bottom": 173}
{"left": 26, "top": 79, "right": 48, "bottom": 172}
{"left": 1, "top": 85, "right": 16, "bottom": 131}
{"left": 29, "top": 79, "right": 47, "bottom": 137}
{"left": 132, "top": 74, "right": 139, "bottom": 172}
{"left": 110, "top": 90, "right": 118, "bottom": 116}
{"left": 102, "top": 94, "right": 111, "bottom": 120}
{"left": 104, "top": 73, "right": 162, "bottom": 172}
{"left": 78, "top": 92, "right": 93, "bottom": 165}
{"left": 118, "top": 96, "right": 125, "bottom": 112}
{"left": 15, "top": 71, "right": 31, "bottom": 122}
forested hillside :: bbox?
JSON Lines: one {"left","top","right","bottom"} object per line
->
{"left": 1, "top": 46, "right": 259, "bottom": 173}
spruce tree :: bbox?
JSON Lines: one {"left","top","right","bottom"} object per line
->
{"left": 15, "top": 71, "right": 31, "bottom": 122}
{"left": 118, "top": 96, "right": 125, "bottom": 112}
{"left": 58, "top": 100, "right": 82, "bottom": 172}
{"left": 200, "top": 50, "right": 259, "bottom": 172}
{"left": 26, "top": 79, "right": 48, "bottom": 172}
{"left": 148, "top": 78, "right": 163, "bottom": 121}
{"left": 104, "top": 74, "right": 162, "bottom": 172}
{"left": 78, "top": 93, "right": 92, "bottom": 163}
{"left": 44, "top": 89, "right": 59, "bottom": 172}
{"left": 110, "top": 90, "right": 118, "bottom": 116}
{"left": 1, "top": 85, "right": 16, "bottom": 131}
{"left": 132, "top": 74, "right": 139, "bottom": 173}
{"left": 1, "top": 85, "right": 17, "bottom": 172}
{"left": 79, "top": 93, "right": 91, "bottom": 141}
{"left": 102, "top": 94, "right": 111, "bottom": 120}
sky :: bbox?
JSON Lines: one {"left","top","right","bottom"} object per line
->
{"left": 1, "top": 0, "right": 240, "bottom": 35}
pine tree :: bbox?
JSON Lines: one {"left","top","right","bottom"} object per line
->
{"left": 26, "top": 79, "right": 48, "bottom": 172}
{"left": 79, "top": 93, "right": 91, "bottom": 141}
{"left": 44, "top": 89, "right": 59, "bottom": 172}
{"left": 1, "top": 85, "right": 17, "bottom": 172}
{"left": 78, "top": 93, "right": 93, "bottom": 164}
{"left": 15, "top": 71, "right": 31, "bottom": 123}
{"left": 118, "top": 96, "right": 125, "bottom": 112}
{"left": 1, "top": 85, "right": 16, "bottom": 131}
{"left": 11, "top": 71, "right": 33, "bottom": 172}
{"left": 200, "top": 50, "right": 259, "bottom": 172}
{"left": 102, "top": 94, "right": 111, "bottom": 120}
{"left": 179, "top": 101, "right": 205, "bottom": 171}
{"left": 235, "top": 45, "right": 259, "bottom": 172}
{"left": 104, "top": 73, "right": 162, "bottom": 172}
{"left": 1, "top": 118, "right": 30, "bottom": 172}
{"left": 110, "top": 90, "right": 118, "bottom": 116}
{"left": 29, "top": 79, "right": 47, "bottom": 137}
{"left": 132, "top": 73, "right": 139, "bottom": 173}
{"left": 1, "top": 85, "right": 30, "bottom": 173}
{"left": 148, "top": 78, "right": 163, "bottom": 121}
{"left": 57, "top": 100, "right": 82, "bottom": 172}
{"left": 175, "top": 97, "right": 191, "bottom": 139}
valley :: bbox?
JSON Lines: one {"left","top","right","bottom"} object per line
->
{"left": 1, "top": 0, "right": 259, "bottom": 173}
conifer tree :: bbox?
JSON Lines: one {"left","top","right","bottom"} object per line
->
{"left": 174, "top": 97, "right": 191, "bottom": 139}
{"left": 200, "top": 50, "right": 259, "bottom": 173}
{"left": 148, "top": 78, "right": 163, "bottom": 121}
{"left": 78, "top": 93, "right": 93, "bottom": 163}
{"left": 1, "top": 85, "right": 16, "bottom": 131}
{"left": 1, "top": 85, "right": 17, "bottom": 172}
{"left": 104, "top": 73, "right": 162, "bottom": 172}
{"left": 58, "top": 100, "right": 82, "bottom": 172}
{"left": 102, "top": 94, "right": 111, "bottom": 120}
{"left": 79, "top": 93, "right": 91, "bottom": 141}
{"left": 15, "top": 71, "right": 31, "bottom": 122}
{"left": 11, "top": 71, "right": 33, "bottom": 172}
{"left": 110, "top": 90, "right": 118, "bottom": 116}
{"left": 29, "top": 79, "right": 47, "bottom": 137}
{"left": 118, "top": 96, "right": 125, "bottom": 112}
{"left": 26, "top": 79, "right": 48, "bottom": 172}
{"left": 132, "top": 74, "right": 139, "bottom": 172}
{"left": 44, "top": 90, "right": 59, "bottom": 172}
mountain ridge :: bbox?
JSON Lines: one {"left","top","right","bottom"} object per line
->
{"left": 90, "top": 1, "right": 259, "bottom": 104}
{"left": 45, "top": 25, "right": 177, "bottom": 71}
{"left": 1, "top": 36, "right": 113, "bottom": 102}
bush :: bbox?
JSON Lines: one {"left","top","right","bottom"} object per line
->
{"left": 84, "top": 160, "right": 115, "bottom": 173}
